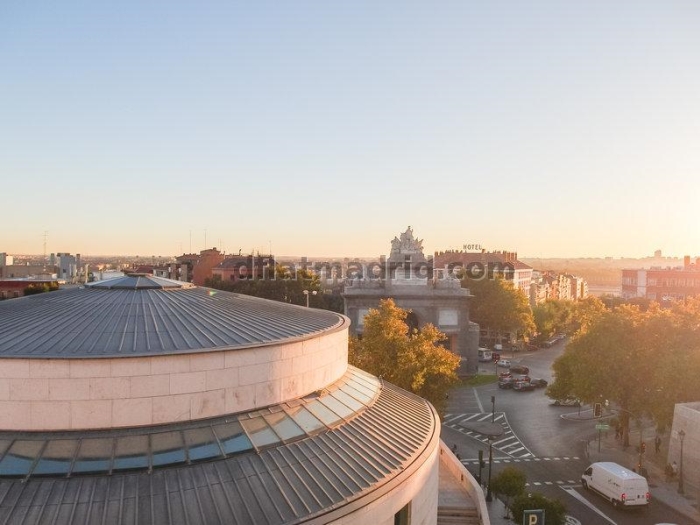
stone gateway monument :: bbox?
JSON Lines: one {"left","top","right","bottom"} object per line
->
{"left": 343, "top": 227, "right": 479, "bottom": 375}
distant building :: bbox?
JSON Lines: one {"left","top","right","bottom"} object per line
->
{"left": 621, "top": 256, "right": 700, "bottom": 301}
{"left": 174, "top": 248, "right": 226, "bottom": 285}
{"left": 0, "top": 253, "right": 13, "bottom": 267}
{"left": 529, "top": 271, "right": 588, "bottom": 305}
{"left": 0, "top": 279, "right": 58, "bottom": 300}
{"left": 54, "top": 252, "right": 81, "bottom": 281}
{"left": 344, "top": 227, "right": 479, "bottom": 376}
{"left": 433, "top": 249, "right": 533, "bottom": 294}
{"left": 212, "top": 254, "right": 275, "bottom": 282}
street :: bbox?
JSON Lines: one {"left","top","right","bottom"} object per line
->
{"left": 443, "top": 341, "right": 695, "bottom": 525}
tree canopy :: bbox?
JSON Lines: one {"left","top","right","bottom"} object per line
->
{"left": 462, "top": 276, "right": 535, "bottom": 343}
{"left": 205, "top": 266, "right": 344, "bottom": 313}
{"left": 348, "top": 299, "right": 460, "bottom": 415}
{"left": 547, "top": 298, "right": 700, "bottom": 442}
{"left": 489, "top": 466, "right": 567, "bottom": 523}
{"left": 533, "top": 296, "right": 606, "bottom": 341}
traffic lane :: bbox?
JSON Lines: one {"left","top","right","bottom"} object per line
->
{"left": 533, "top": 482, "right": 691, "bottom": 525}
{"left": 478, "top": 378, "right": 593, "bottom": 458}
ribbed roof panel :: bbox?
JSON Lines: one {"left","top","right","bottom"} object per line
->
{"left": 0, "top": 286, "right": 345, "bottom": 358}
{"left": 0, "top": 382, "right": 438, "bottom": 525}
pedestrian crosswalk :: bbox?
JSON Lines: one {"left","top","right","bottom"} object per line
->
{"left": 443, "top": 412, "right": 535, "bottom": 459}
{"left": 460, "top": 455, "right": 581, "bottom": 466}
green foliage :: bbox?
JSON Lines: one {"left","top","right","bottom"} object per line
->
{"left": 463, "top": 374, "right": 498, "bottom": 387}
{"left": 533, "top": 297, "right": 606, "bottom": 340}
{"left": 23, "top": 282, "right": 59, "bottom": 296}
{"left": 348, "top": 299, "right": 460, "bottom": 415}
{"left": 490, "top": 466, "right": 526, "bottom": 500}
{"left": 510, "top": 492, "right": 567, "bottom": 525}
{"left": 462, "top": 277, "right": 535, "bottom": 341}
{"left": 205, "top": 266, "right": 344, "bottom": 313}
{"left": 547, "top": 299, "right": 700, "bottom": 442}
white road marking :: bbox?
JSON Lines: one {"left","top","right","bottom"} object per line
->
{"left": 474, "top": 388, "right": 484, "bottom": 412}
{"left": 561, "top": 487, "right": 617, "bottom": 525}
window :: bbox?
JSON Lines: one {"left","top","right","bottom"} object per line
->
{"left": 394, "top": 502, "right": 410, "bottom": 525}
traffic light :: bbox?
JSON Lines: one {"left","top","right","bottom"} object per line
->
{"left": 641, "top": 441, "right": 646, "bottom": 454}
{"left": 593, "top": 402, "right": 602, "bottom": 418}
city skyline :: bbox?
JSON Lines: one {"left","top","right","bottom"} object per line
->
{"left": 2, "top": 2, "right": 699, "bottom": 259}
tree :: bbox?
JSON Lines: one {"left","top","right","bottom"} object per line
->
{"left": 348, "top": 299, "right": 460, "bottom": 415}
{"left": 533, "top": 297, "right": 605, "bottom": 341}
{"left": 205, "top": 266, "right": 344, "bottom": 313}
{"left": 546, "top": 301, "right": 700, "bottom": 445}
{"left": 490, "top": 466, "right": 526, "bottom": 517}
{"left": 462, "top": 276, "right": 535, "bottom": 344}
{"left": 510, "top": 492, "right": 567, "bottom": 525}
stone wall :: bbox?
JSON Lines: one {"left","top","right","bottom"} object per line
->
{"left": 668, "top": 402, "right": 700, "bottom": 494}
{"left": 0, "top": 328, "right": 348, "bottom": 431}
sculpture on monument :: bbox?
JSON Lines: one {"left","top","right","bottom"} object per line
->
{"left": 390, "top": 226, "right": 424, "bottom": 259}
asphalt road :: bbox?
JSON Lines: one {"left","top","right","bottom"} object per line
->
{"left": 443, "top": 340, "right": 693, "bottom": 525}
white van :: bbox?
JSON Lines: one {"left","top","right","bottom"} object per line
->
{"left": 581, "top": 462, "right": 650, "bottom": 509}
{"left": 478, "top": 348, "right": 493, "bottom": 362}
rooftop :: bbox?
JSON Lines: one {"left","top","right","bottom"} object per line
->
{"left": 0, "top": 277, "right": 345, "bottom": 358}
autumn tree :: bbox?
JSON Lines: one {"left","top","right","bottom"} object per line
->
{"left": 462, "top": 276, "right": 535, "bottom": 345}
{"left": 348, "top": 299, "right": 460, "bottom": 415}
{"left": 533, "top": 296, "right": 606, "bottom": 340}
{"left": 547, "top": 300, "right": 700, "bottom": 445}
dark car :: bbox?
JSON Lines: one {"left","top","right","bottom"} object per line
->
{"left": 509, "top": 365, "right": 529, "bottom": 375}
{"left": 530, "top": 378, "right": 548, "bottom": 388}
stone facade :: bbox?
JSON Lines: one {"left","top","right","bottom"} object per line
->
{"left": 0, "top": 328, "right": 348, "bottom": 431}
{"left": 343, "top": 228, "right": 479, "bottom": 375}
{"left": 668, "top": 402, "right": 700, "bottom": 494}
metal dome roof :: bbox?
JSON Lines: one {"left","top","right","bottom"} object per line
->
{"left": 88, "top": 273, "right": 195, "bottom": 290}
{"left": 0, "top": 284, "right": 346, "bottom": 358}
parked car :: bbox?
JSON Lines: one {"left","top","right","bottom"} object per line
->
{"left": 513, "top": 380, "right": 535, "bottom": 392}
{"left": 496, "top": 359, "right": 511, "bottom": 368}
{"left": 530, "top": 378, "right": 548, "bottom": 388}
{"left": 552, "top": 396, "right": 581, "bottom": 407}
{"left": 509, "top": 365, "right": 529, "bottom": 375}
{"left": 498, "top": 376, "right": 515, "bottom": 389}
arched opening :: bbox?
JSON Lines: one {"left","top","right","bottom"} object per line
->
{"left": 405, "top": 311, "right": 420, "bottom": 334}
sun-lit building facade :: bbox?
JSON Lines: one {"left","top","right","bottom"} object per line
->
{"left": 0, "top": 274, "right": 488, "bottom": 524}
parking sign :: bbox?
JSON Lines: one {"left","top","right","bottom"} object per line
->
{"left": 523, "top": 509, "right": 545, "bottom": 525}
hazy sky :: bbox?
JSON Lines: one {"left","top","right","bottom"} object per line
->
{"left": 2, "top": 2, "right": 699, "bottom": 258}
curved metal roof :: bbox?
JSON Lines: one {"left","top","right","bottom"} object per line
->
{"left": 88, "top": 274, "right": 195, "bottom": 290}
{"left": 0, "top": 371, "right": 439, "bottom": 525}
{"left": 0, "top": 284, "right": 345, "bottom": 358}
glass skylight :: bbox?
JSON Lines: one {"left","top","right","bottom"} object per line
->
{"left": 0, "top": 367, "right": 380, "bottom": 480}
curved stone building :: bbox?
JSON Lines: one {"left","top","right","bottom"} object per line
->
{"left": 0, "top": 275, "right": 446, "bottom": 524}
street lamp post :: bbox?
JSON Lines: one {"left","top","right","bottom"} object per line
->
{"left": 678, "top": 429, "right": 686, "bottom": 494}
{"left": 302, "top": 289, "right": 317, "bottom": 307}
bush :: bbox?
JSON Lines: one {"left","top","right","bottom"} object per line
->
{"left": 510, "top": 492, "right": 567, "bottom": 525}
